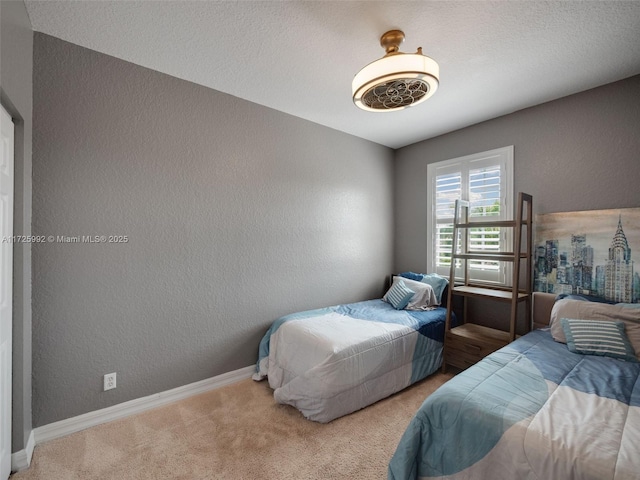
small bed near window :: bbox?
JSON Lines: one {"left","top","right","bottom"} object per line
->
{"left": 253, "top": 273, "right": 453, "bottom": 423}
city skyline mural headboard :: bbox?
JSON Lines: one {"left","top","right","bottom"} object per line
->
{"left": 534, "top": 207, "right": 639, "bottom": 303}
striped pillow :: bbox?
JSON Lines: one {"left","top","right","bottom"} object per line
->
{"left": 384, "top": 280, "right": 415, "bottom": 310}
{"left": 560, "top": 318, "right": 638, "bottom": 362}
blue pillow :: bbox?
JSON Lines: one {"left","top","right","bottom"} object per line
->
{"left": 420, "top": 274, "right": 449, "bottom": 304}
{"left": 560, "top": 318, "right": 638, "bottom": 362}
{"left": 398, "top": 271, "right": 424, "bottom": 282}
{"left": 384, "top": 280, "right": 415, "bottom": 310}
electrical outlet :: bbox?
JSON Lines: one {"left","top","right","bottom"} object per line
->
{"left": 103, "top": 372, "right": 117, "bottom": 391}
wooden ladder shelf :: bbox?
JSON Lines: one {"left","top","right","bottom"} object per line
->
{"left": 442, "top": 192, "right": 533, "bottom": 372}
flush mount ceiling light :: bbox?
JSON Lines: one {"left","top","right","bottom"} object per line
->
{"left": 352, "top": 30, "right": 439, "bottom": 112}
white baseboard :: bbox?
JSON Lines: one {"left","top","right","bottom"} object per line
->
{"left": 11, "top": 429, "right": 35, "bottom": 472}
{"left": 33, "top": 365, "right": 255, "bottom": 447}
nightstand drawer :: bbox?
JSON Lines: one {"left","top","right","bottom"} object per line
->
{"left": 444, "top": 324, "right": 511, "bottom": 370}
{"left": 444, "top": 348, "right": 481, "bottom": 370}
{"left": 445, "top": 331, "right": 504, "bottom": 359}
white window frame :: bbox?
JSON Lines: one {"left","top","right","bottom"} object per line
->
{"left": 427, "top": 146, "right": 514, "bottom": 285}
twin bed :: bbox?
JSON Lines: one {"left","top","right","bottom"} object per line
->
{"left": 389, "top": 292, "right": 640, "bottom": 479}
{"left": 253, "top": 273, "right": 451, "bottom": 423}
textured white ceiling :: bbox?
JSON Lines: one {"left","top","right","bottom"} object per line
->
{"left": 24, "top": 1, "right": 640, "bottom": 149}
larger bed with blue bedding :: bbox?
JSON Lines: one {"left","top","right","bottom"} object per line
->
{"left": 253, "top": 274, "right": 451, "bottom": 423}
{"left": 389, "top": 292, "right": 640, "bottom": 480}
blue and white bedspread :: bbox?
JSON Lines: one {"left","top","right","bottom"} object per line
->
{"left": 253, "top": 299, "right": 448, "bottom": 423}
{"left": 389, "top": 329, "right": 640, "bottom": 480}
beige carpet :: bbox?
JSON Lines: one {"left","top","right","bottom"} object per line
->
{"left": 12, "top": 373, "right": 453, "bottom": 480}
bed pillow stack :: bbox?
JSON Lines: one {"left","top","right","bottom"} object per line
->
{"left": 397, "top": 272, "right": 449, "bottom": 304}
{"left": 383, "top": 276, "right": 438, "bottom": 311}
{"left": 550, "top": 298, "right": 640, "bottom": 361}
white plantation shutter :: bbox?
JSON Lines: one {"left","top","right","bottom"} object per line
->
{"left": 468, "top": 165, "right": 501, "bottom": 272}
{"left": 434, "top": 172, "right": 460, "bottom": 271}
{"left": 427, "top": 147, "right": 513, "bottom": 284}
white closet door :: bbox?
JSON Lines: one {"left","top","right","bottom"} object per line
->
{"left": 0, "top": 105, "right": 14, "bottom": 480}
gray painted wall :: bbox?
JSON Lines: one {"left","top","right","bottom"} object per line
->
{"left": 394, "top": 75, "right": 640, "bottom": 330}
{"left": 1, "top": 0, "right": 33, "bottom": 453}
{"left": 32, "top": 33, "right": 394, "bottom": 426}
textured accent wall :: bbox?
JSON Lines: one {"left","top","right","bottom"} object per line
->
{"left": 1, "top": 0, "right": 34, "bottom": 453}
{"left": 394, "top": 75, "right": 640, "bottom": 272}
{"left": 32, "top": 33, "right": 394, "bottom": 426}
{"left": 393, "top": 75, "right": 640, "bottom": 331}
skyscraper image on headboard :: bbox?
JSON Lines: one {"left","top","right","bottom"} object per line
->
{"left": 534, "top": 208, "right": 639, "bottom": 303}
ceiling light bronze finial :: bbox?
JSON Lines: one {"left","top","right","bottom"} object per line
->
{"left": 380, "top": 30, "right": 405, "bottom": 56}
{"left": 352, "top": 29, "right": 439, "bottom": 112}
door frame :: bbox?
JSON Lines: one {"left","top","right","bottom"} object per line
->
{"left": 0, "top": 103, "right": 15, "bottom": 479}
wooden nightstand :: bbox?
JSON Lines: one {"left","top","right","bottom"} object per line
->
{"left": 444, "top": 324, "right": 511, "bottom": 370}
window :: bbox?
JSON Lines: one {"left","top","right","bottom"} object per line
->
{"left": 427, "top": 146, "right": 514, "bottom": 285}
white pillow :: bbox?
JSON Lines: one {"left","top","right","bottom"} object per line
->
{"left": 384, "top": 276, "right": 438, "bottom": 310}
{"left": 550, "top": 299, "right": 640, "bottom": 359}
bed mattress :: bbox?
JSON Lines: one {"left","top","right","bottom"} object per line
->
{"left": 254, "top": 299, "right": 448, "bottom": 422}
